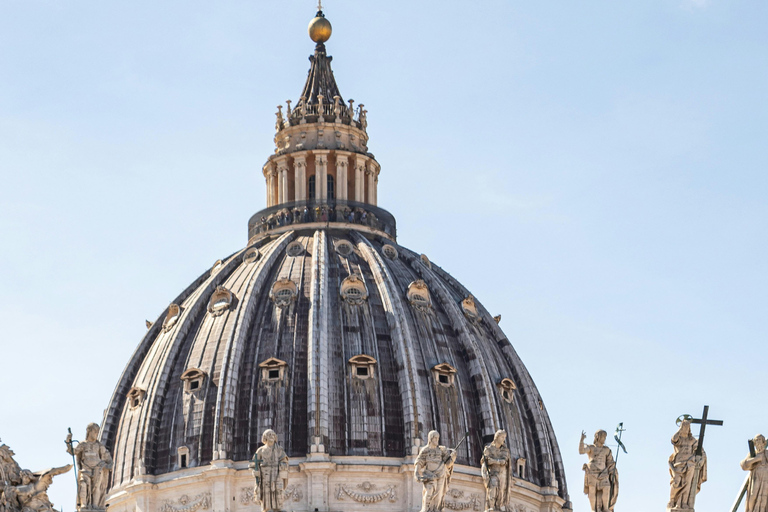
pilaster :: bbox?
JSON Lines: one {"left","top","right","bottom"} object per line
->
{"left": 354, "top": 155, "right": 367, "bottom": 203}
{"left": 336, "top": 153, "right": 349, "bottom": 201}
{"left": 314, "top": 151, "right": 330, "bottom": 201}
{"left": 275, "top": 156, "right": 290, "bottom": 204}
{"left": 263, "top": 162, "right": 276, "bottom": 207}
{"left": 294, "top": 155, "right": 307, "bottom": 201}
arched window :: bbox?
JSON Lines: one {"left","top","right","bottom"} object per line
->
{"left": 327, "top": 175, "right": 335, "bottom": 200}
{"left": 308, "top": 175, "right": 316, "bottom": 200}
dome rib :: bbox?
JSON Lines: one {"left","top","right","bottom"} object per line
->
{"left": 406, "top": 252, "right": 502, "bottom": 441}
{"left": 354, "top": 233, "right": 426, "bottom": 450}
{"left": 307, "top": 230, "right": 331, "bottom": 450}
{"left": 211, "top": 232, "right": 295, "bottom": 460}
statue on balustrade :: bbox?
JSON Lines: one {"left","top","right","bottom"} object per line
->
{"left": 0, "top": 441, "right": 71, "bottom": 512}
{"left": 668, "top": 419, "right": 706, "bottom": 511}
{"left": 481, "top": 429, "right": 513, "bottom": 512}
{"left": 741, "top": 434, "right": 768, "bottom": 512}
{"left": 414, "top": 430, "right": 457, "bottom": 512}
{"left": 249, "top": 430, "right": 289, "bottom": 512}
{"left": 579, "top": 429, "right": 618, "bottom": 512}
{"left": 65, "top": 423, "right": 113, "bottom": 511}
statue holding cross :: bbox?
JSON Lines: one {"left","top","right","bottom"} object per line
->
{"left": 668, "top": 406, "right": 723, "bottom": 511}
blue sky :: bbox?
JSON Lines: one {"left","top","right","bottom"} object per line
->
{"left": 1, "top": 1, "right": 766, "bottom": 511}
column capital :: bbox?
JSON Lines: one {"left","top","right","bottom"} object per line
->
{"left": 262, "top": 161, "right": 276, "bottom": 177}
{"left": 274, "top": 155, "right": 290, "bottom": 171}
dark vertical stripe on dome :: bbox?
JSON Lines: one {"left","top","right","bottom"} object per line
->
{"left": 355, "top": 233, "right": 426, "bottom": 452}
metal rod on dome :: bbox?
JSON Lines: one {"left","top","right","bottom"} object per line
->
{"left": 318, "top": 0, "right": 323, "bottom": 11}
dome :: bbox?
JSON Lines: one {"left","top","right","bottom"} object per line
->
{"left": 101, "top": 8, "right": 571, "bottom": 512}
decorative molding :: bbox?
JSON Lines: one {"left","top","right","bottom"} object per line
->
{"left": 161, "top": 303, "right": 182, "bottom": 332}
{"left": 460, "top": 294, "right": 479, "bottom": 320}
{"left": 239, "top": 485, "right": 302, "bottom": 505}
{"left": 159, "top": 493, "right": 211, "bottom": 512}
{"left": 340, "top": 274, "right": 368, "bottom": 305}
{"left": 443, "top": 489, "right": 481, "bottom": 511}
{"left": 335, "top": 482, "right": 397, "bottom": 504}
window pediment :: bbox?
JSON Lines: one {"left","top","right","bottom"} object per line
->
{"left": 498, "top": 378, "right": 517, "bottom": 404}
{"left": 407, "top": 280, "right": 431, "bottom": 311}
{"left": 270, "top": 279, "right": 298, "bottom": 307}
{"left": 181, "top": 368, "right": 206, "bottom": 393}
{"left": 349, "top": 354, "right": 376, "bottom": 379}
{"left": 340, "top": 274, "right": 368, "bottom": 305}
{"left": 461, "top": 295, "right": 478, "bottom": 320}
{"left": 208, "top": 286, "right": 235, "bottom": 317}
{"left": 127, "top": 387, "right": 146, "bottom": 409}
{"left": 432, "top": 363, "right": 457, "bottom": 387}
{"left": 259, "top": 358, "right": 288, "bottom": 382}
{"left": 162, "top": 303, "right": 182, "bottom": 333}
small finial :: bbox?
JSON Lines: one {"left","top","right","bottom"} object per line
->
{"left": 318, "top": 0, "right": 323, "bottom": 11}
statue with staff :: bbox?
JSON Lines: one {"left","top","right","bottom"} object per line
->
{"left": 65, "top": 423, "right": 113, "bottom": 511}
{"left": 668, "top": 406, "right": 722, "bottom": 511}
{"left": 579, "top": 425, "right": 622, "bottom": 512}
{"left": 731, "top": 434, "right": 768, "bottom": 512}
{"left": 414, "top": 431, "right": 464, "bottom": 512}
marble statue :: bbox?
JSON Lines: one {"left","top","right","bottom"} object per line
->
{"left": 65, "top": 423, "right": 113, "bottom": 511}
{"left": 414, "top": 431, "right": 457, "bottom": 512}
{"left": 579, "top": 430, "right": 618, "bottom": 512}
{"left": 741, "top": 434, "right": 768, "bottom": 512}
{"left": 0, "top": 442, "right": 71, "bottom": 512}
{"left": 249, "top": 430, "right": 289, "bottom": 512}
{"left": 668, "top": 419, "right": 706, "bottom": 511}
{"left": 481, "top": 430, "right": 513, "bottom": 512}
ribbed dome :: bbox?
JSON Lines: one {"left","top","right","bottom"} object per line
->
{"left": 100, "top": 228, "right": 570, "bottom": 505}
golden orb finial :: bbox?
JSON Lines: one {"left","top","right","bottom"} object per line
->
{"left": 308, "top": 9, "right": 332, "bottom": 44}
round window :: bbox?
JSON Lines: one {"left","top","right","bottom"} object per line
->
{"left": 286, "top": 241, "right": 304, "bottom": 257}
{"left": 382, "top": 244, "right": 398, "bottom": 260}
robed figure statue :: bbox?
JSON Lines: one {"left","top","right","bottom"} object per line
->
{"left": 65, "top": 423, "right": 113, "bottom": 511}
{"left": 579, "top": 429, "right": 618, "bottom": 512}
{"left": 249, "top": 430, "right": 289, "bottom": 512}
{"left": 481, "top": 430, "right": 513, "bottom": 512}
{"left": 668, "top": 419, "right": 706, "bottom": 511}
{"left": 414, "top": 431, "right": 457, "bottom": 512}
{"left": 741, "top": 434, "right": 768, "bottom": 512}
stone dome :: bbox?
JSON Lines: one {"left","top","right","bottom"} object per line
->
{"left": 101, "top": 9, "right": 571, "bottom": 512}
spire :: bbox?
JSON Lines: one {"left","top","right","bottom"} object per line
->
{"left": 301, "top": 9, "right": 342, "bottom": 107}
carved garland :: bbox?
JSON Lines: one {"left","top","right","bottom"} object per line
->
{"left": 335, "top": 482, "right": 398, "bottom": 504}
{"left": 443, "top": 490, "right": 482, "bottom": 511}
{"left": 160, "top": 493, "right": 211, "bottom": 512}
{"left": 239, "top": 486, "right": 302, "bottom": 505}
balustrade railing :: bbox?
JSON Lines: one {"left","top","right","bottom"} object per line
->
{"left": 275, "top": 97, "right": 367, "bottom": 132}
{"left": 248, "top": 199, "right": 395, "bottom": 241}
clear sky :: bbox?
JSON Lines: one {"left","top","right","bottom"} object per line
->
{"left": 1, "top": 1, "right": 766, "bottom": 511}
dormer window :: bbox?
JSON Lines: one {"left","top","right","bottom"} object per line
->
{"left": 178, "top": 446, "right": 190, "bottom": 469}
{"left": 420, "top": 254, "right": 432, "bottom": 269}
{"left": 382, "top": 244, "right": 398, "bottom": 260}
{"left": 181, "top": 368, "right": 206, "bottom": 393}
{"left": 286, "top": 241, "right": 304, "bottom": 257}
{"left": 461, "top": 295, "right": 479, "bottom": 320}
{"left": 270, "top": 279, "right": 298, "bottom": 307}
{"left": 208, "top": 286, "right": 234, "bottom": 317}
{"left": 259, "top": 358, "right": 288, "bottom": 382}
{"left": 516, "top": 458, "right": 527, "bottom": 479}
{"left": 340, "top": 275, "right": 368, "bottom": 305}
{"left": 210, "top": 259, "right": 223, "bottom": 275}
{"left": 432, "top": 363, "right": 457, "bottom": 387}
{"left": 335, "top": 240, "right": 353, "bottom": 256}
{"left": 498, "top": 378, "right": 517, "bottom": 403}
{"left": 349, "top": 355, "right": 376, "bottom": 380}
{"left": 161, "top": 303, "right": 182, "bottom": 333}
{"left": 127, "top": 387, "right": 146, "bottom": 409}
{"left": 243, "top": 247, "right": 260, "bottom": 263}
{"left": 407, "top": 280, "right": 431, "bottom": 311}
